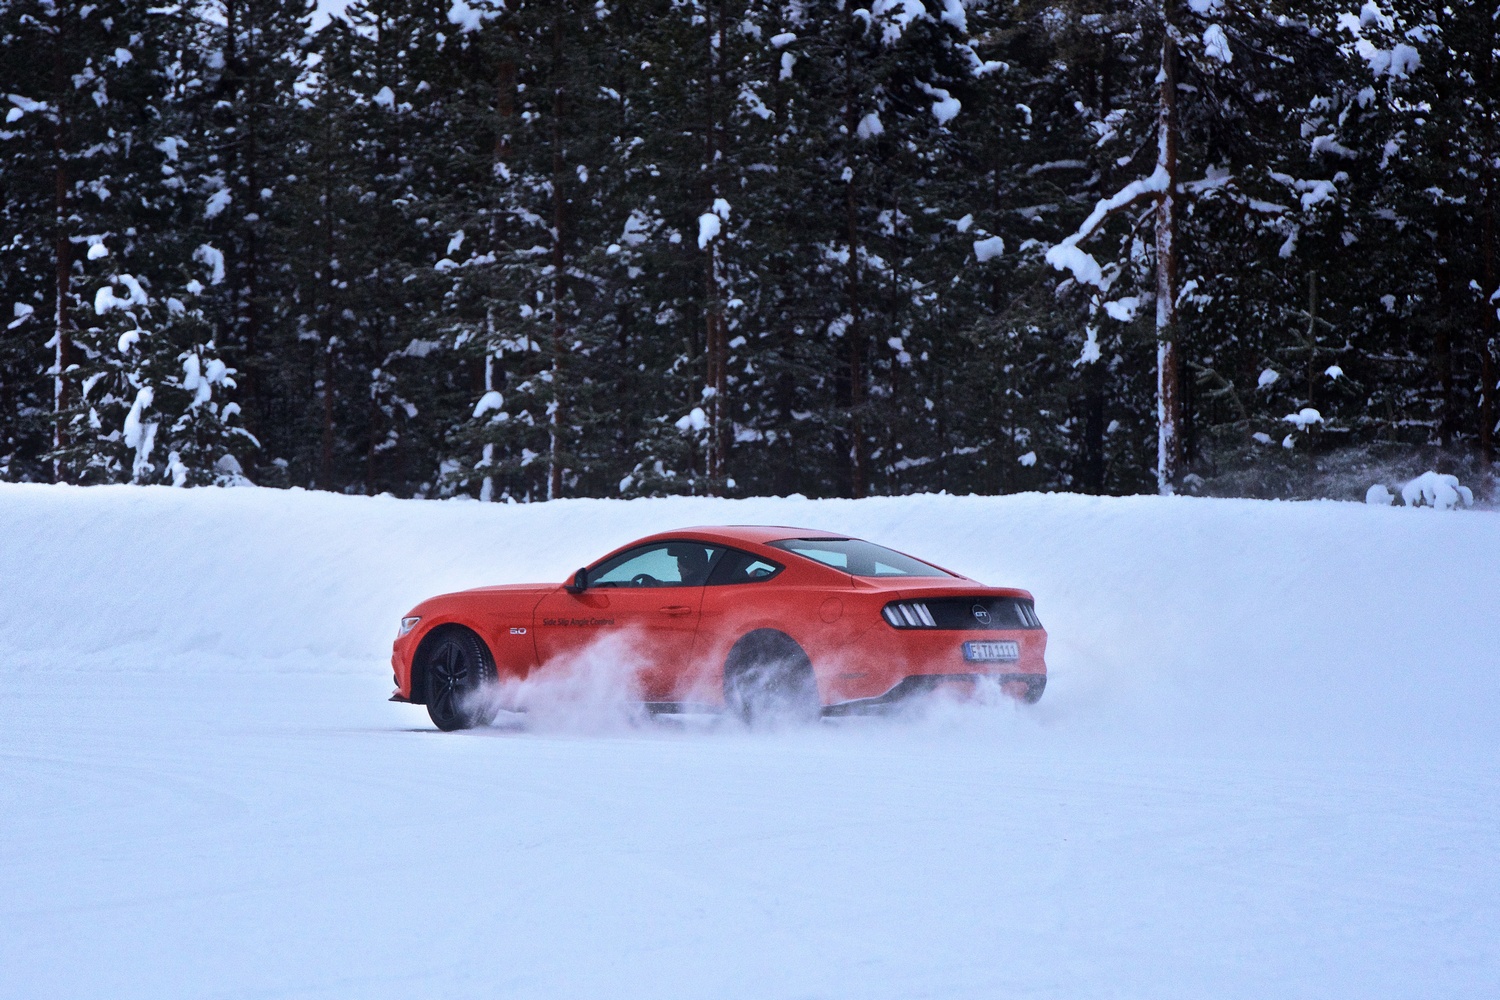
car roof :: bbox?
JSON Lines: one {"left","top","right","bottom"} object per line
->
{"left": 590, "top": 526, "right": 977, "bottom": 583}
{"left": 633, "top": 525, "right": 847, "bottom": 547}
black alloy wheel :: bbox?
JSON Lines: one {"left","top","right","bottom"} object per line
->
{"left": 723, "top": 629, "right": 821, "bottom": 727}
{"left": 424, "top": 629, "right": 494, "bottom": 731}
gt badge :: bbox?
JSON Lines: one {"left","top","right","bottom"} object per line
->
{"left": 972, "top": 604, "right": 991, "bottom": 625}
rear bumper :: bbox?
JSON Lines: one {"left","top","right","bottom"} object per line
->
{"left": 823, "top": 672, "right": 1045, "bottom": 715}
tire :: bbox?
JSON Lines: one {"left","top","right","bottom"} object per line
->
{"left": 1019, "top": 675, "right": 1046, "bottom": 704}
{"left": 421, "top": 627, "right": 495, "bottom": 731}
{"left": 723, "top": 629, "right": 820, "bottom": 727}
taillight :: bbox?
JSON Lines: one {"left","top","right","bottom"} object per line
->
{"left": 882, "top": 601, "right": 937, "bottom": 628}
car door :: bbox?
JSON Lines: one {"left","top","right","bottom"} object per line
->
{"left": 692, "top": 547, "right": 791, "bottom": 669}
{"left": 531, "top": 540, "right": 722, "bottom": 701}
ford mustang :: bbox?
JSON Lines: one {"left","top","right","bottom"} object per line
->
{"left": 389, "top": 526, "right": 1047, "bottom": 730}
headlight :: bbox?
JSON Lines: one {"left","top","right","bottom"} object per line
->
{"left": 398, "top": 616, "right": 421, "bottom": 637}
{"left": 881, "top": 601, "right": 936, "bottom": 628}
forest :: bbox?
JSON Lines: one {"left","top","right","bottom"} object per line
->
{"left": 1, "top": 0, "right": 1495, "bottom": 500}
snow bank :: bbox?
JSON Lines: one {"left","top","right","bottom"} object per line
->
{"left": 3, "top": 483, "right": 1497, "bottom": 999}
{"left": 1399, "top": 470, "right": 1474, "bottom": 509}
{"left": 1, "top": 483, "right": 1496, "bottom": 748}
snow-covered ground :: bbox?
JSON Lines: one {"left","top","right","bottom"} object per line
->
{"left": 2, "top": 483, "right": 1497, "bottom": 999}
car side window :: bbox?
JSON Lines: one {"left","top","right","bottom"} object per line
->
{"left": 706, "top": 548, "right": 785, "bottom": 586}
{"left": 589, "top": 541, "right": 723, "bottom": 588}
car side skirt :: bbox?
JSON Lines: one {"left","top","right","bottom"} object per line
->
{"left": 642, "top": 701, "right": 722, "bottom": 716}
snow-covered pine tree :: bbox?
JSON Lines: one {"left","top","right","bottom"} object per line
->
{"left": 170, "top": 0, "right": 306, "bottom": 485}
{"left": 852, "top": 0, "right": 1088, "bottom": 495}
{"left": 0, "top": 0, "right": 136, "bottom": 482}
{"left": 602, "top": 0, "right": 779, "bottom": 499}
{"left": 3, "top": 0, "right": 1494, "bottom": 499}
{"left": 665, "top": 0, "right": 1003, "bottom": 497}
{"left": 1040, "top": 0, "right": 1355, "bottom": 492}
{"left": 1320, "top": 1, "right": 1497, "bottom": 463}
{"left": 963, "top": 0, "right": 1156, "bottom": 494}
{"left": 0, "top": 0, "right": 252, "bottom": 484}
{"left": 71, "top": 244, "right": 252, "bottom": 485}
{"left": 391, "top": 0, "right": 634, "bottom": 501}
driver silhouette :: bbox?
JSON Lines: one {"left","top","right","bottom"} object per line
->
{"left": 667, "top": 543, "right": 711, "bottom": 586}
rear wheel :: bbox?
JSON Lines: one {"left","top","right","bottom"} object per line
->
{"left": 421, "top": 628, "right": 495, "bottom": 731}
{"left": 723, "top": 629, "right": 820, "bottom": 726}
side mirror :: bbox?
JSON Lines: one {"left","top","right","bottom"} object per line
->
{"left": 565, "top": 568, "right": 588, "bottom": 594}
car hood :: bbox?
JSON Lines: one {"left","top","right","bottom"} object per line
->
{"left": 456, "top": 582, "right": 561, "bottom": 597}
{"left": 407, "top": 582, "right": 559, "bottom": 618}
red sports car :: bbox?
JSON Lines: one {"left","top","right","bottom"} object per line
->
{"left": 389, "top": 526, "right": 1047, "bottom": 730}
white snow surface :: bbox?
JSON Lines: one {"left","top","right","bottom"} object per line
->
{"left": 1, "top": 484, "right": 1497, "bottom": 999}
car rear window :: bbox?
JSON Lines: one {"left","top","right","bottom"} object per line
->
{"left": 766, "top": 538, "right": 954, "bottom": 578}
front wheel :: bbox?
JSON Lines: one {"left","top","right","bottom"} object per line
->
{"left": 723, "top": 629, "right": 820, "bottom": 727}
{"left": 422, "top": 628, "right": 495, "bottom": 731}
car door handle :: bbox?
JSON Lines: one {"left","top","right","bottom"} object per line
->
{"left": 659, "top": 605, "right": 693, "bottom": 617}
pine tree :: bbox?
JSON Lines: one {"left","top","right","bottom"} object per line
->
{"left": 1039, "top": 0, "right": 1354, "bottom": 492}
{"left": 2, "top": 0, "right": 1494, "bottom": 500}
{"left": 1, "top": 0, "right": 252, "bottom": 485}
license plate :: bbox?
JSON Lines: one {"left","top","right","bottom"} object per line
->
{"left": 962, "top": 640, "right": 1019, "bottom": 662}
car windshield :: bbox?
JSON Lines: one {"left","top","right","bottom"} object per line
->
{"left": 766, "top": 538, "right": 953, "bottom": 578}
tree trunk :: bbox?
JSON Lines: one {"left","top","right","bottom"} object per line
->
{"left": 50, "top": 40, "right": 72, "bottom": 483}
{"left": 1480, "top": 17, "right": 1497, "bottom": 469}
{"left": 317, "top": 93, "right": 337, "bottom": 489}
{"left": 481, "top": 311, "right": 497, "bottom": 502}
{"left": 486, "top": 48, "right": 518, "bottom": 499}
{"left": 1083, "top": 361, "right": 1105, "bottom": 493}
{"left": 842, "top": 30, "right": 866, "bottom": 499}
{"left": 1305, "top": 271, "right": 1319, "bottom": 409}
{"left": 1082, "top": 45, "right": 1114, "bottom": 495}
{"left": 1154, "top": 19, "right": 1181, "bottom": 495}
{"left": 1482, "top": 186, "right": 1495, "bottom": 467}
{"left": 702, "top": 0, "right": 727, "bottom": 491}
{"left": 547, "top": 11, "right": 566, "bottom": 502}
{"left": 320, "top": 336, "right": 336, "bottom": 487}
{"left": 318, "top": 254, "right": 336, "bottom": 487}
{"left": 1434, "top": 223, "right": 1454, "bottom": 450}
{"left": 495, "top": 55, "right": 516, "bottom": 164}
{"left": 704, "top": 247, "right": 727, "bottom": 488}
{"left": 845, "top": 177, "right": 866, "bottom": 499}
